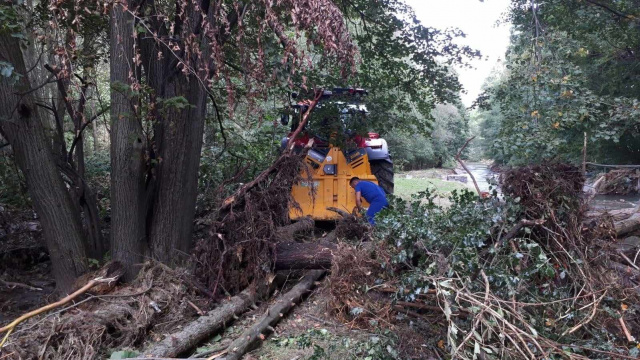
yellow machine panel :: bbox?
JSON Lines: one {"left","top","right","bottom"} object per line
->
{"left": 290, "top": 146, "right": 378, "bottom": 221}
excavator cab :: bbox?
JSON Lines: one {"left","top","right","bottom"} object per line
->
{"left": 282, "top": 88, "right": 394, "bottom": 221}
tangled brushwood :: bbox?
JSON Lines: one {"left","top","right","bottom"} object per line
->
{"left": 594, "top": 169, "right": 640, "bottom": 195}
{"left": 3, "top": 263, "right": 199, "bottom": 359}
{"left": 328, "top": 164, "right": 640, "bottom": 359}
{"left": 194, "top": 152, "right": 310, "bottom": 297}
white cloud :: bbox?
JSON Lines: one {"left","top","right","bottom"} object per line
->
{"left": 405, "top": 0, "right": 512, "bottom": 106}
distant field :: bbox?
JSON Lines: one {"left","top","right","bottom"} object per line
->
{"left": 394, "top": 169, "right": 473, "bottom": 203}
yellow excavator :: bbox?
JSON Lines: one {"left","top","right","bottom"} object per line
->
{"left": 280, "top": 88, "right": 394, "bottom": 221}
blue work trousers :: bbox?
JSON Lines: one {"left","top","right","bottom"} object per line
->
{"left": 366, "top": 200, "right": 388, "bottom": 225}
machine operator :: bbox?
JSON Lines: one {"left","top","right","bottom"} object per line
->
{"left": 349, "top": 177, "right": 389, "bottom": 225}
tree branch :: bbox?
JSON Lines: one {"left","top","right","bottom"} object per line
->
{"left": 584, "top": 0, "right": 633, "bottom": 19}
{"left": 285, "top": 90, "right": 323, "bottom": 150}
{"left": 455, "top": 136, "right": 481, "bottom": 196}
{"left": 67, "top": 106, "right": 110, "bottom": 163}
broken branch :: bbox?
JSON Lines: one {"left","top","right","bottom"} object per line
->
{"left": 455, "top": 136, "right": 481, "bottom": 196}
{"left": 0, "top": 271, "right": 122, "bottom": 347}
{"left": 223, "top": 270, "right": 325, "bottom": 360}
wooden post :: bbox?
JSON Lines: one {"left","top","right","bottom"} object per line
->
{"left": 582, "top": 132, "right": 588, "bottom": 175}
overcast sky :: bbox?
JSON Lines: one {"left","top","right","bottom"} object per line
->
{"left": 405, "top": 0, "right": 512, "bottom": 106}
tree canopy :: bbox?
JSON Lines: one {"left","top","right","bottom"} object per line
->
{"left": 475, "top": 0, "right": 640, "bottom": 165}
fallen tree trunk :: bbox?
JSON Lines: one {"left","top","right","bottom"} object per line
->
{"left": 275, "top": 217, "right": 314, "bottom": 241}
{"left": 274, "top": 241, "right": 337, "bottom": 270}
{"left": 585, "top": 203, "right": 640, "bottom": 222}
{"left": 615, "top": 213, "right": 640, "bottom": 237}
{"left": 222, "top": 270, "right": 325, "bottom": 360}
{"left": 585, "top": 208, "right": 638, "bottom": 222}
{"left": 142, "top": 288, "right": 257, "bottom": 358}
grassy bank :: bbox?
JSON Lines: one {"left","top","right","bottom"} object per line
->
{"left": 395, "top": 169, "right": 472, "bottom": 201}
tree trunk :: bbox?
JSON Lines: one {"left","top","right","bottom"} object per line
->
{"left": 223, "top": 270, "right": 325, "bottom": 360}
{"left": 109, "top": 2, "right": 147, "bottom": 280}
{"left": 615, "top": 213, "right": 640, "bottom": 237}
{"left": 147, "top": 77, "right": 207, "bottom": 264}
{"left": 92, "top": 119, "right": 99, "bottom": 153}
{"left": 141, "top": 2, "right": 210, "bottom": 264}
{"left": 274, "top": 241, "right": 337, "bottom": 270}
{"left": 142, "top": 287, "right": 258, "bottom": 357}
{"left": 0, "top": 33, "right": 87, "bottom": 293}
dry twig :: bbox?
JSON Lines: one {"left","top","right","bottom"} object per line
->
{"left": 0, "top": 274, "right": 121, "bottom": 348}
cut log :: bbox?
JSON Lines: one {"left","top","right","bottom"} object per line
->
{"left": 585, "top": 208, "right": 638, "bottom": 222}
{"left": 222, "top": 270, "right": 325, "bottom": 360}
{"left": 274, "top": 241, "right": 336, "bottom": 270}
{"left": 615, "top": 213, "right": 640, "bottom": 237}
{"left": 275, "top": 217, "right": 314, "bottom": 241}
{"left": 142, "top": 288, "right": 257, "bottom": 358}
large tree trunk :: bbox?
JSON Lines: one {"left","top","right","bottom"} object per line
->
{"left": 109, "top": 2, "right": 148, "bottom": 280}
{"left": 140, "top": 2, "right": 210, "bottom": 264}
{"left": 0, "top": 33, "right": 87, "bottom": 293}
{"left": 147, "top": 78, "right": 207, "bottom": 263}
{"left": 274, "top": 241, "right": 337, "bottom": 270}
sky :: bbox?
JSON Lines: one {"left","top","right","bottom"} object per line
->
{"left": 405, "top": 0, "right": 512, "bottom": 106}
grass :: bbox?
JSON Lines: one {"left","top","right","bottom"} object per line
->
{"left": 394, "top": 169, "right": 473, "bottom": 204}
{"left": 395, "top": 177, "right": 470, "bottom": 200}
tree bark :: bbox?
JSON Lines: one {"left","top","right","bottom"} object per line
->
{"left": 223, "top": 270, "right": 325, "bottom": 360}
{"left": 0, "top": 33, "right": 87, "bottom": 293}
{"left": 274, "top": 241, "right": 337, "bottom": 270}
{"left": 585, "top": 207, "right": 639, "bottom": 222}
{"left": 146, "top": 76, "right": 207, "bottom": 263}
{"left": 134, "top": 1, "right": 211, "bottom": 265}
{"left": 615, "top": 213, "right": 640, "bottom": 237}
{"left": 110, "top": 2, "right": 147, "bottom": 280}
{"left": 142, "top": 288, "right": 257, "bottom": 357}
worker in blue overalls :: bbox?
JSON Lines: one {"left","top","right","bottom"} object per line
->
{"left": 349, "top": 177, "right": 389, "bottom": 225}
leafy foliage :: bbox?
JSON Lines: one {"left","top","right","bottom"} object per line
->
{"left": 387, "top": 102, "right": 470, "bottom": 170}
{"left": 475, "top": 0, "right": 640, "bottom": 165}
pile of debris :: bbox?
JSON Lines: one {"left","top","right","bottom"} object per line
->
{"left": 326, "top": 163, "right": 640, "bottom": 359}
{"left": 593, "top": 169, "right": 640, "bottom": 195}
